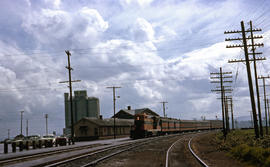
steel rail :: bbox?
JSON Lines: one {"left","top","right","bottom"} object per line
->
{"left": 81, "top": 141, "right": 148, "bottom": 167}
{"left": 188, "top": 136, "right": 209, "bottom": 167}
{"left": 1, "top": 136, "right": 150, "bottom": 166}
{"left": 0, "top": 143, "right": 102, "bottom": 165}
{"left": 45, "top": 142, "right": 143, "bottom": 167}
{"left": 165, "top": 137, "right": 185, "bottom": 167}
{"left": 46, "top": 134, "right": 179, "bottom": 167}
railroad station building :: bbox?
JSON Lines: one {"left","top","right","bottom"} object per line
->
{"left": 64, "top": 90, "right": 100, "bottom": 135}
{"left": 73, "top": 106, "right": 159, "bottom": 140}
{"left": 113, "top": 106, "right": 159, "bottom": 119}
{"left": 74, "top": 117, "right": 133, "bottom": 141}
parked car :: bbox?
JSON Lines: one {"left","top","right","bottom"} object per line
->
{"left": 26, "top": 135, "right": 41, "bottom": 146}
{"left": 13, "top": 135, "right": 25, "bottom": 147}
{"left": 55, "top": 136, "right": 68, "bottom": 146}
{"left": 42, "top": 134, "right": 56, "bottom": 147}
{"left": 3, "top": 139, "right": 13, "bottom": 144}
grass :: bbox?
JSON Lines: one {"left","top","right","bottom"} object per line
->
{"left": 215, "top": 129, "right": 270, "bottom": 167}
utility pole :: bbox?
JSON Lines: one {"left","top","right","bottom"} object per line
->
{"left": 222, "top": 96, "right": 234, "bottom": 130}
{"left": 249, "top": 21, "right": 264, "bottom": 137}
{"left": 45, "top": 114, "right": 48, "bottom": 136}
{"left": 26, "top": 119, "right": 28, "bottom": 137}
{"left": 224, "top": 96, "right": 230, "bottom": 132}
{"left": 250, "top": 111, "right": 254, "bottom": 128}
{"left": 210, "top": 68, "right": 232, "bottom": 137}
{"left": 258, "top": 75, "right": 270, "bottom": 135}
{"left": 230, "top": 98, "right": 234, "bottom": 130}
{"left": 8, "top": 129, "right": 10, "bottom": 139}
{"left": 160, "top": 101, "right": 168, "bottom": 117}
{"left": 225, "top": 21, "right": 264, "bottom": 138}
{"left": 20, "top": 111, "right": 24, "bottom": 135}
{"left": 59, "top": 50, "right": 81, "bottom": 144}
{"left": 267, "top": 99, "right": 270, "bottom": 130}
{"left": 107, "top": 86, "right": 121, "bottom": 139}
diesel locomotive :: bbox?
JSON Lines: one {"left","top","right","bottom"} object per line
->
{"left": 130, "top": 113, "right": 222, "bottom": 139}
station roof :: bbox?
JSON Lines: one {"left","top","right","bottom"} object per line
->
{"left": 113, "top": 108, "right": 159, "bottom": 119}
{"left": 75, "top": 117, "right": 134, "bottom": 127}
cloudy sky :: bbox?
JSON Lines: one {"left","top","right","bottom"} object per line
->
{"left": 0, "top": 0, "right": 270, "bottom": 139}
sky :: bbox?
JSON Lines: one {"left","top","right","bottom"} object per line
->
{"left": 0, "top": 0, "right": 270, "bottom": 139}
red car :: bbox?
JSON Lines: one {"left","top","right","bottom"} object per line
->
{"left": 55, "top": 136, "right": 67, "bottom": 146}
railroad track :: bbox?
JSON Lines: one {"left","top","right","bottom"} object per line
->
{"left": 188, "top": 136, "right": 209, "bottom": 167}
{"left": 165, "top": 132, "right": 209, "bottom": 167}
{"left": 1, "top": 135, "right": 177, "bottom": 167}
{"left": 0, "top": 143, "right": 104, "bottom": 166}
{"left": 45, "top": 134, "right": 178, "bottom": 167}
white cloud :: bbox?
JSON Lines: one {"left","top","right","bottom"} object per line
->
{"left": 120, "top": 0, "right": 154, "bottom": 7}
{"left": 79, "top": 7, "right": 109, "bottom": 32}
{"left": 22, "top": 9, "right": 71, "bottom": 43}
{"left": 44, "top": 0, "right": 62, "bottom": 9}
{"left": 130, "top": 18, "right": 155, "bottom": 42}
{"left": 166, "top": 42, "right": 240, "bottom": 80}
{"left": 21, "top": 7, "right": 108, "bottom": 48}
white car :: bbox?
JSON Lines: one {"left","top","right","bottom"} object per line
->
{"left": 42, "top": 134, "right": 56, "bottom": 145}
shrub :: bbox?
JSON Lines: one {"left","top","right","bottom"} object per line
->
{"left": 215, "top": 129, "right": 270, "bottom": 167}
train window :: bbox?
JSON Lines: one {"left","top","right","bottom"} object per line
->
{"left": 153, "top": 117, "right": 157, "bottom": 129}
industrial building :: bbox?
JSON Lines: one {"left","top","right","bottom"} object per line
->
{"left": 74, "top": 117, "right": 133, "bottom": 141}
{"left": 64, "top": 90, "right": 100, "bottom": 135}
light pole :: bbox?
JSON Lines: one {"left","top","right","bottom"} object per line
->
{"left": 106, "top": 86, "right": 121, "bottom": 139}
{"left": 26, "top": 119, "right": 28, "bottom": 137}
{"left": 20, "top": 111, "right": 24, "bottom": 135}
{"left": 8, "top": 129, "right": 10, "bottom": 139}
{"left": 45, "top": 114, "right": 48, "bottom": 136}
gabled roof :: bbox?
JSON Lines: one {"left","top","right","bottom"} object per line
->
{"left": 113, "top": 108, "right": 159, "bottom": 118}
{"left": 75, "top": 117, "right": 134, "bottom": 127}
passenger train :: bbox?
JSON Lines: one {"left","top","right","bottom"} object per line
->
{"left": 130, "top": 113, "right": 223, "bottom": 139}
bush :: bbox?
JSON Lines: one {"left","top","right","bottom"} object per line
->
{"left": 215, "top": 129, "right": 270, "bottom": 167}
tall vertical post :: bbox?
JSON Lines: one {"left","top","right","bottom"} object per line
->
{"left": 220, "top": 68, "right": 226, "bottom": 136}
{"left": 107, "top": 86, "right": 121, "bottom": 139}
{"left": 20, "top": 111, "right": 24, "bottom": 135}
{"left": 160, "top": 101, "right": 168, "bottom": 117}
{"left": 258, "top": 75, "right": 270, "bottom": 135}
{"left": 266, "top": 99, "right": 270, "bottom": 130}
{"left": 250, "top": 111, "right": 254, "bottom": 128}
{"left": 263, "top": 78, "right": 268, "bottom": 134}
{"left": 225, "top": 21, "right": 264, "bottom": 138}
{"left": 250, "top": 21, "right": 263, "bottom": 137}
{"left": 241, "top": 21, "right": 259, "bottom": 138}
{"left": 45, "top": 114, "right": 48, "bottom": 136}
{"left": 230, "top": 98, "right": 234, "bottom": 130}
{"left": 59, "top": 51, "right": 81, "bottom": 144}
{"left": 210, "top": 68, "right": 232, "bottom": 137}
{"left": 66, "top": 51, "right": 75, "bottom": 142}
{"left": 225, "top": 96, "right": 230, "bottom": 132}
{"left": 8, "top": 129, "right": 10, "bottom": 139}
{"left": 26, "top": 119, "right": 28, "bottom": 137}
{"left": 113, "top": 88, "right": 116, "bottom": 139}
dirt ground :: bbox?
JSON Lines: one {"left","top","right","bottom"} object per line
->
{"left": 169, "top": 134, "right": 201, "bottom": 167}
{"left": 94, "top": 132, "right": 247, "bottom": 167}
{"left": 96, "top": 134, "right": 201, "bottom": 167}
{"left": 192, "top": 131, "right": 245, "bottom": 167}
